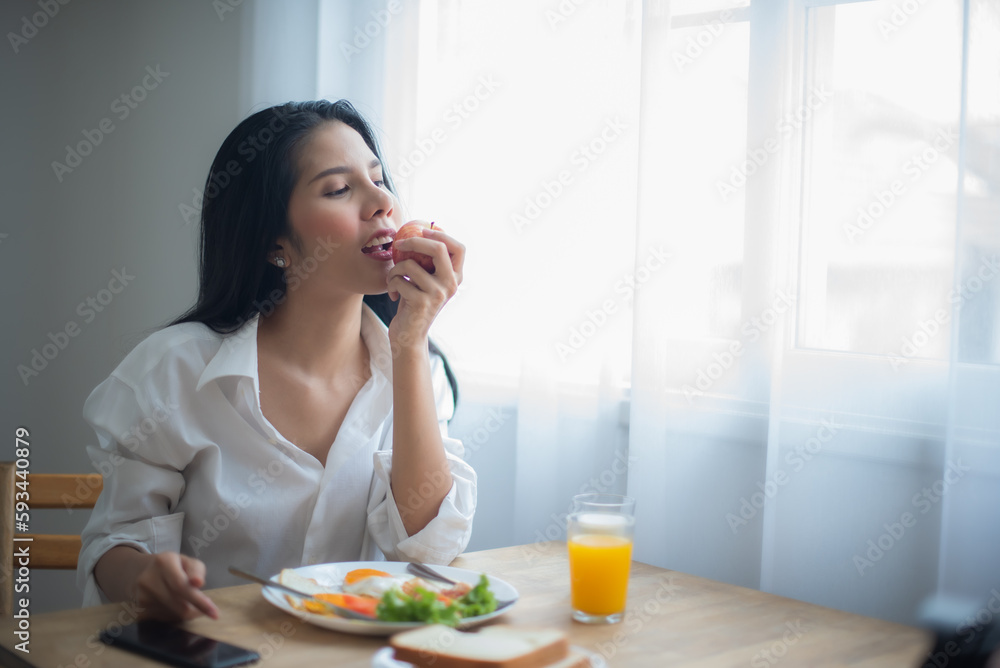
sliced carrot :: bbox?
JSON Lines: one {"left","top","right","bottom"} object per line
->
{"left": 344, "top": 568, "right": 391, "bottom": 585}
{"left": 315, "top": 593, "right": 379, "bottom": 618}
{"left": 301, "top": 599, "right": 330, "bottom": 615}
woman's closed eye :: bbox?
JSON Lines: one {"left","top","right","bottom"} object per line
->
{"left": 324, "top": 178, "right": 384, "bottom": 197}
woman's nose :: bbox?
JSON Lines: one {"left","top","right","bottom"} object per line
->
{"left": 365, "top": 183, "right": 394, "bottom": 221}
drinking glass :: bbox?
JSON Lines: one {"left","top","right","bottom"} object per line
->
{"left": 566, "top": 493, "right": 635, "bottom": 624}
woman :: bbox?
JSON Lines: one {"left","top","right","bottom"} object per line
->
{"left": 76, "top": 100, "right": 475, "bottom": 621}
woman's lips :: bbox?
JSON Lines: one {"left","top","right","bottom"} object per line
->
{"left": 362, "top": 247, "right": 393, "bottom": 261}
{"left": 361, "top": 240, "right": 394, "bottom": 261}
{"left": 361, "top": 228, "right": 396, "bottom": 261}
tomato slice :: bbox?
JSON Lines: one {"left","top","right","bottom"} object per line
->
{"left": 440, "top": 583, "right": 472, "bottom": 599}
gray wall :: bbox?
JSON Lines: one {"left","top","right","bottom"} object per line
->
{"left": 0, "top": 0, "right": 308, "bottom": 613}
{"left": 2, "top": 0, "right": 523, "bottom": 614}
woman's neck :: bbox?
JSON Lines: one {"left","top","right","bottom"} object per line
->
{"left": 256, "top": 292, "right": 369, "bottom": 384}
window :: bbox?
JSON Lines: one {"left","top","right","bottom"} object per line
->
{"left": 380, "top": 0, "right": 999, "bottom": 389}
{"left": 797, "top": 0, "right": 966, "bottom": 362}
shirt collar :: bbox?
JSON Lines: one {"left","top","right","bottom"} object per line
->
{"left": 194, "top": 304, "right": 393, "bottom": 393}
{"left": 195, "top": 315, "right": 261, "bottom": 392}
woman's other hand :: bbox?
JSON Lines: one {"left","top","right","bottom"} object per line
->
{"left": 132, "top": 552, "right": 220, "bottom": 621}
{"left": 95, "top": 546, "right": 220, "bottom": 622}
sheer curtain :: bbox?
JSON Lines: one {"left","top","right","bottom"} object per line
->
{"left": 375, "top": 0, "right": 1000, "bottom": 625}
{"left": 628, "top": 0, "right": 1000, "bottom": 625}
{"left": 378, "top": 0, "right": 643, "bottom": 548}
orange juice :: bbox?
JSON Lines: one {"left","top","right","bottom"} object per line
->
{"left": 568, "top": 533, "right": 633, "bottom": 615}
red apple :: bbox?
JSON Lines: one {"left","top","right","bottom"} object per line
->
{"left": 392, "top": 221, "right": 440, "bottom": 273}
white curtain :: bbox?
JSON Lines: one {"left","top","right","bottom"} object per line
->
{"left": 374, "top": 0, "right": 999, "bottom": 625}
{"left": 628, "top": 0, "right": 1000, "bottom": 625}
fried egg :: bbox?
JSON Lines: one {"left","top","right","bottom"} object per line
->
{"left": 342, "top": 573, "right": 414, "bottom": 598}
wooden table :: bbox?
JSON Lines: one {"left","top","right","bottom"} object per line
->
{"left": 0, "top": 542, "right": 931, "bottom": 667}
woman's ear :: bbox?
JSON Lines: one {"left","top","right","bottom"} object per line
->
{"left": 268, "top": 242, "right": 287, "bottom": 268}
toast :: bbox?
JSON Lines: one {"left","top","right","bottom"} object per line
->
{"left": 390, "top": 624, "right": 586, "bottom": 668}
{"left": 277, "top": 569, "right": 339, "bottom": 612}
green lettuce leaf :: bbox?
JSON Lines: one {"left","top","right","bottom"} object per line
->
{"left": 376, "top": 586, "right": 461, "bottom": 625}
{"left": 375, "top": 574, "right": 497, "bottom": 626}
{"left": 454, "top": 574, "right": 497, "bottom": 618}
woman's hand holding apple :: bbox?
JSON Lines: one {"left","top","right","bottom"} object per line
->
{"left": 386, "top": 221, "right": 464, "bottom": 351}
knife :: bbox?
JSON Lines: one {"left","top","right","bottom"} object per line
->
{"left": 227, "top": 566, "right": 375, "bottom": 621}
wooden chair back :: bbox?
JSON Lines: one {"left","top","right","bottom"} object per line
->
{"left": 0, "top": 463, "right": 102, "bottom": 616}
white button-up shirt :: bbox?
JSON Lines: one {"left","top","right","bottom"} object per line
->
{"left": 77, "top": 305, "right": 476, "bottom": 606}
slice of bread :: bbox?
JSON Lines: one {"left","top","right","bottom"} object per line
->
{"left": 390, "top": 625, "right": 573, "bottom": 668}
{"left": 277, "top": 569, "right": 339, "bottom": 612}
{"left": 277, "top": 569, "right": 339, "bottom": 595}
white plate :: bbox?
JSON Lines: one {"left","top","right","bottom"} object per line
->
{"left": 371, "top": 646, "right": 608, "bottom": 667}
{"left": 261, "top": 561, "right": 518, "bottom": 636}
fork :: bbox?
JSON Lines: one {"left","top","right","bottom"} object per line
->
{"left": 406, "top": 562, "right": 517, "bottom": 612}
{"left": 407, "top": 561, "right": 462, "bottom": 586}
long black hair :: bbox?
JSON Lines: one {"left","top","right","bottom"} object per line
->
{"left": 171, "top": 100, "right": 458, "bottom": 407}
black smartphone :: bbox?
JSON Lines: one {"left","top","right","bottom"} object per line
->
{"left": 99, "top": 620, "right": 260, "bottom": 668}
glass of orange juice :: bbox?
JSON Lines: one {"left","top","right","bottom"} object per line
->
{"left": 567, "top": 493, "right": 635, "bottom": 624}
